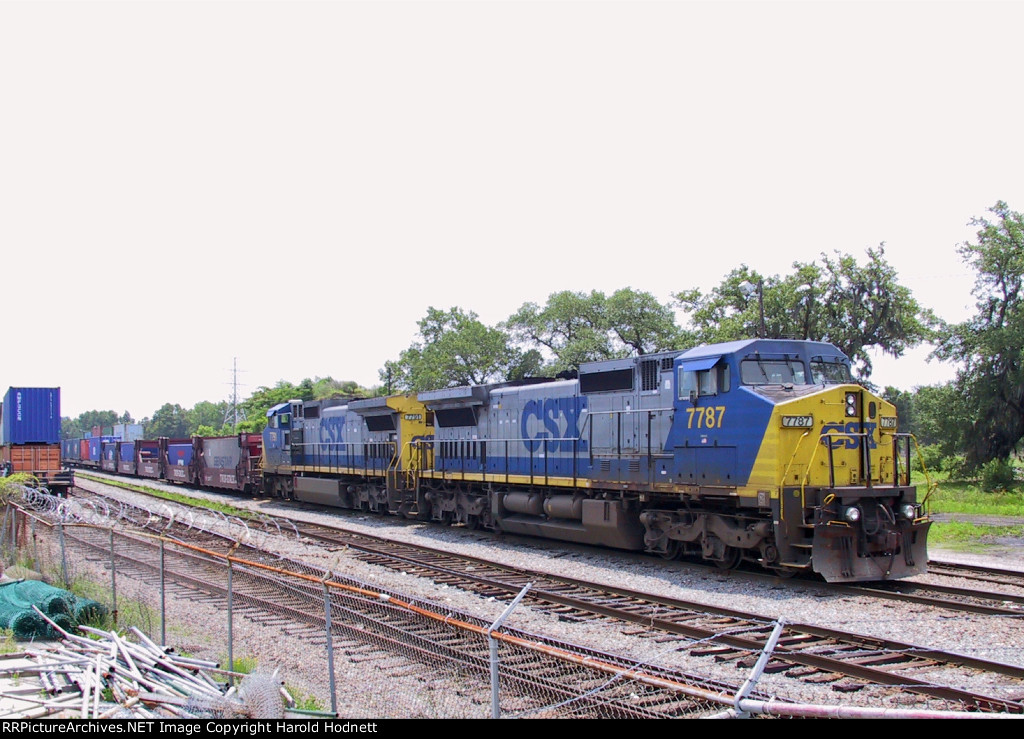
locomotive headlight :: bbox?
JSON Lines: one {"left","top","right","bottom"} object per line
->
{"left": 781, "top": 415, "right": 814, "bottom": 428}
{"left": 901, "top": 504, "right": 918, "bottom": 520}
{"left": 845, "top": 392, "right": 859, "bottom": 417}
{"left": 843, "top": 506, "right": 861, "bottom": 523}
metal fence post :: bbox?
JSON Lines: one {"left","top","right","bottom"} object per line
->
{"left": 159, "top": 539, "right": 166, "bottom": 646}
{"left": 31, "top": 514, "right": 37, "bottom": 571}
{"left": 323, "top": 580, "right": 337, "bottom": 715}
{"left": 59, "top": 521, "right": 68, "bottom": 587}
{"left": 109, "top": 528, "right": 117, "bottom": 624}
{"left": 1, "top": 504, "right": 11, "bottom": 553}
{"left": 488, "top": 583, "right": 532, "bottom": 719}
{"left": 227, "top": 558, "right": 234, "bottom": 685}
{"left": 732, "top": 618, "right": 786, "bottom": 718}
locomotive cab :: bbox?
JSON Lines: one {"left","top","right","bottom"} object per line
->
{"left": 657, "top": 339, "right": 930, "bottom": 581}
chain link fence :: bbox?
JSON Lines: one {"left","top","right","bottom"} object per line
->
{"left": 0, "top": 494, "right": 997, "bottom": 719}
{"left": 1, "top": 498, "right": 743, "bottom": 718}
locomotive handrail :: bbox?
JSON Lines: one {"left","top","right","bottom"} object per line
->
{"left": 779, "top": 430, "right": 814, "bottom": 514}
{"left": 291, "top": 440, "right": 397, "bottom": 479}
{"left": 798, "top": 431, "right": 876, "bottom": 515}
{"left": 798, "top": 429, "right": 927, "bottom": 494}
{"left": 900, "top": 432, "right": 938, "bottom": 507}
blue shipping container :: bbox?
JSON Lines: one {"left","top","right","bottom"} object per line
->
{"left": 87, "top": 436, "right": 117, "bottom": 462}
{"left": 1, "top": 387, "right": 61, "bottom": 445}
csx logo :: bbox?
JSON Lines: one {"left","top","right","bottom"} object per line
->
{"left": 821, "top": 421, "right": 877, "bottom": 449}
{"left": 521, "top": 398, "right": 589, "bottom": 453}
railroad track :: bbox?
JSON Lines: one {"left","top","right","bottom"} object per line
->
{"left": 46, "top": 493, "right": 776, "bottom": 718}
{"left": 75, "top": 471, "right": 1024, "bottom": 617}
{"left": 926, "top": 561, "right": 1024, "bottom": 590}
{"left": 65, "top": 481, "right": 1024, "bottom": 713}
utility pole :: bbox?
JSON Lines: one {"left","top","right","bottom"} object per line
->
{"left": 232, "top": 357, "right": 239, "bottom": 427}
{"left": 224, "top": 358, "right": 247, "bottom": 428}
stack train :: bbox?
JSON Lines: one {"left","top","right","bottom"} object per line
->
{"left": 60, "top": 338, "right": 932, "bottom": 583}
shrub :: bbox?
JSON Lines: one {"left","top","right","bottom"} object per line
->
{"left": 980, "top": 457, "right": 1017, "bottom": 492}
{"left": 914, "top": 444, "right": 945, "bottom": 474}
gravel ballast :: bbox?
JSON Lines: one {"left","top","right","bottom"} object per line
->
{"left": 51, "top": 477, "right": 1024, "bottom": 716}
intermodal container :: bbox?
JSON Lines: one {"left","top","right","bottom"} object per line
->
{"left": 62, "top": 438, "right": 81, "bottom": 462}
{"left": 87, "top": 436, "right": 118, "bottom": 464}
{"left": 1, "top": 388, "right": 61, "bottom": 445}
{"left": 113, "top": 424, "right": 145, "bottom": 442}
{"left": 118, "top": 442, "right": 137, "bottom": 475}
{"left": 101, "top": 441, "right": 118, "bottom": 472}
{"left": 165, "top": 440, "right": 194, "bottom": 483}
{"left": 136, "top": 440, "right": 162, "bottom": 478}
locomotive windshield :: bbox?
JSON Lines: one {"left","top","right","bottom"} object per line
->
{"left": 810, "top": 359, "right": 852, "bottom": 384}
{"left": 740, "top": 359, "right": 806, "bottom": 385}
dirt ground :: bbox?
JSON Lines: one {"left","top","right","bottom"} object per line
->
{"left": 928, "top": 513, "right": 1024, "bottom": 566}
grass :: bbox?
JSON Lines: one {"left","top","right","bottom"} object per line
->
{"left": 0, "top": 628, "right": 18, "bottom": 655}
{"left": 922, "top": 478, "right": 1024, "bottom": 516}
{"left": 64, "top": 574, "right": 158, "bottom": 635}
{"left": 927, "top": 520, "right": 1024, "bottom": 550}
{"left": 76, "top": 472, "right": 260, "bottom": 520}
{"left": 223, "top": 653, "right": 259, "bottom": 675}
{"left": 915, "top": 474, "right": 1024, "bottom": 553}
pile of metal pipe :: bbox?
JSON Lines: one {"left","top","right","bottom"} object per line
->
{"left": 0, "top": 608, "right": 294, "bottom": 719}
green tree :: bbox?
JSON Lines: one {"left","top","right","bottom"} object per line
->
{"left": 146, "top": 403, "right": 189, "bottom": 439}
{"left": 504, "top": 288, "right": 686, "bottom": 375}
{"left": 62, "top": 410, "right": 120, "bottom": 439}
{"left": 236, "top": 380, "right": 316, "bottom": 433}
{"left": 382, "top": 307, "right": 527, "bottom": 391}
{"left": 311, "top": 377, "right": 373, "bottom": 400}
{"left": 187, "top": 401, "right": 229, "bottom": 434}
{"left": 504, "top": 291, "right": 612, "bottom": 373}
{"left": 675, "top": 247, "right": 934, "bottom": 378}
{"left": 605, "top": 287, "right": 691, "bottom": 356}
{"left": 933, "top": 201, "right": 1024, "bottom": 469}
{"left": 908, "top": 382, "right": 970, "bottom": 457}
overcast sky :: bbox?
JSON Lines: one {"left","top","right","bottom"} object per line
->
{"left": 2, "top": 0, "right": 1021, "bottom": 421}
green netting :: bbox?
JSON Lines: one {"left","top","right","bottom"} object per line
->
{"left": 0, "top": 579, "right": 108, "bottom": 640}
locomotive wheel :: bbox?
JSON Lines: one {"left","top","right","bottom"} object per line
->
{"left": 438, "top": 509, "right": 454, "bottom": 526}
{"left": 660, "top": 540, "right": 682, "bottom": 560}
{"left": 714, "top": 546, "right": 743, "bottom": 571}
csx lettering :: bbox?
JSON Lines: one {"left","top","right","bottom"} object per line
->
{"left": 820, "top": 421, "right": 877, "bottom": 449}
{"left": 685, "top": 406, "right": 726, "bottom": 429}
{"left": 521, "top": 398, "right": 588, "bottom": 453}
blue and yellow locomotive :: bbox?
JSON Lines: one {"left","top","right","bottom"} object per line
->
{"left": 261, "top": 338, "right": 930, "bottom": 582}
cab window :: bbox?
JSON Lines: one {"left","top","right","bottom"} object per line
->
{"left": 679, "top": 365, "right": 730, "bottom": 399}
{"left": 810, "top": 360, "right": 852, "bottom": 384}
{"left": 740, "top": 359, "right": 806, "bottom": 385}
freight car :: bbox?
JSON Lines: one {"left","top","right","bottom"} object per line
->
{"left": 261, "top": 338, "right": 931, "bottom": 583}
{"left": 1, "top": 387, "right": 73, "bottom": 493}
{"left": 67, "top": 433, "right": 263, "bottom": 494}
